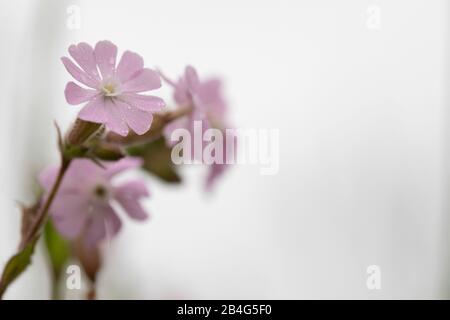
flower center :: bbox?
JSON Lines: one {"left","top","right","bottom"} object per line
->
{"left": 100, "top": 78, "right": 121, "bottom": 97}
{"left": 93, "top": 185, "right": 109, "bottom": 199}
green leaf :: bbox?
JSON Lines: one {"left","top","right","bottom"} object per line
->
{"left": 19, "top": 201, "right": 40, "bottom": 241}
{"left": 0, "top": 237, "right": 39, "bottom": 299}
{"left": 44, "top": 220, "right": 70, "bottom": 278}
{"left": 127, "top": 137, "right": 182, "bottom": 183}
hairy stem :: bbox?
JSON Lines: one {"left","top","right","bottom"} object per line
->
{"left": 20, "top": 159, "right": 71, "bottom": 250}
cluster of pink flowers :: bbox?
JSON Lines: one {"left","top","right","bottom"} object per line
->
{"left": 39, "top": 41, "right": 231, "bottom": 247}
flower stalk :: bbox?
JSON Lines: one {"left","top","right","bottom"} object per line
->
{"left": 19, "top": 159, "right": 70, "bottom": 250}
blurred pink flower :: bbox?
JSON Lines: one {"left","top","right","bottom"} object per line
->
{"left": 161, "top": 66, "right": 228, "bottom": 137}
{"left": 39, "top": 158, "right": 150, "bottom": 247}
{"left": 62, "top": 41, "right": 165, "bottom": 136}
{"left": 161, "top": 66, "right": 232, "bottom": 190}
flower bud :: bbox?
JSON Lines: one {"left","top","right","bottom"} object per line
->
{"left": 91, "top": 142, "right": 124, "bottom": 161}
{"left": 66, "top": 119, "right": 102, "bottom": 146}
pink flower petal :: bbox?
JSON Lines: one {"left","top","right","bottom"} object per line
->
{"left": 104, "top": 209, "right": 122, "bottom": 239}
{"left": 51, "top": 194, "right": 89, "bottom": 239}
{"left": 205, "top": 163, "right": 227, "bottom": 191}
{"left": 63, "top": 160, "right": 105, "bottom": 189}
{"left": 39, "top": 162, "right": 94, "bottom": 198}
{"left": 158, "top": 69, "right": 177, "bottom": 87}
{"left": 119, "top": 93, "right": 165, "bottom": 112}
{"left": 121, "top": 68, "right": 161, "bottom": 93}
{"left": 163, "top": 116, "right": 190, "bottom": 147}
{"left": 204, "top": 132, "right": 235, "bottom": 190}
{"left": 78, "top": 95, "right": 109, "bottom": 124}
{"left": 61, "top": 57, "right": 99, "bottom": 88}
{"left": 65, "top": 82, "right": 98, "bottom": 105}
{"left": 104, "top": 157, "right": 142, "bottom": 179}
{"left": 116, "top": 51, "right": 144, "bottom": 83}
{"left": 196, "top": 78, "right": 227, "bottom": 117}
{"left": 185, "top": 65, "right": 200, "bottom": 92}
{"left": 84, "top": 203, "right": 122, "bottom": 247}
{"left": 103, "top": 98, "right": 129, "bottom": 136}
{"left": 173, "top": 81, "right": 192, "bottom": 107}
{"left": 114, "top": 99, "right": 153, "bottom": 135}
{"left": 114, "top": 180, "right": 149, "bottom": 220}
{"left": 159, "top": 69, "right": 192, "bottom": 106}
{"left": 68, "top": 43, "right": 101, "bottom": 82}
{"left": 94, "top": 40, "right": 117, "bottom": 79}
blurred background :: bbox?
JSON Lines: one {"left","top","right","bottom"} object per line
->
{"left": 0, "top": 0, "right": 449, "bottom": 299}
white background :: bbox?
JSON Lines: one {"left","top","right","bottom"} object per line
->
{"left": 0, "top": 0, "right": 449, "bottom": 299}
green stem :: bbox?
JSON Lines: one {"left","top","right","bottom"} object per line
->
{"left": 20, "top": 159, "right": 71, "bottom": 250}
{"left": 51, "top": 273, "right": 61, "bottom": 300}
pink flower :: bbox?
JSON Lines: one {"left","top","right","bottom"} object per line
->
{"left": 161, "top": 66, "right": 232, "bottom": 190}
{"left": 62, "top": 41, "right": 165, "bottom": 136}
{"left": 161, "top": 66, "right": 228, "bottom": 136}
{"left": 39, "top": 158, "right": 150, "bottom": 247}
